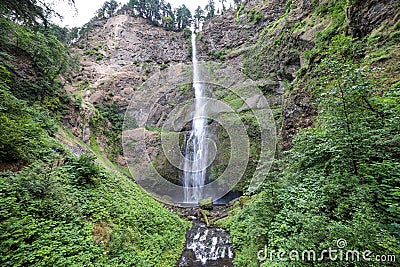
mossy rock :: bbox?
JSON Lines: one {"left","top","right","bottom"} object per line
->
{"left": 198, "top": 197, "right": 213, "bottom": 210}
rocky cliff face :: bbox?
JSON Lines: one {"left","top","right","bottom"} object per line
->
{"left": 198, "top": 0, "right": 285, "bottom": 68}
{"left": 198, "top": 0, "right": 399, "bottom": 150}
{"left": 347, "top": 0, "right": 399, "bottom": 38}
{"left": 63, "top": 0, "right": 399, "bottom": 187}
{"left": 64, "top": 15, "right": 191, "bottom": 163}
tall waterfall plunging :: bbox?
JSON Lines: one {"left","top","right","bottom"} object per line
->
{"left": 182, "top": 32, "right": 208, "bottom": 203}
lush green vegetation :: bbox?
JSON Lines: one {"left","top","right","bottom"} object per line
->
{"left": 98, "top": 0, "right": 237, "bottom": 31}
{"left": 97, "top": 0, "right": 120, "bottom": 19}
{"left": 123, "top": 0, "right": 192, "bottom": 31}
{"left": 0, "top": 1, "right": 188, "bottom": 266}
{"left": 218, "top": 1, "right": 400, "bottom": 266}
{"left": 0, "top": 71, "right": 188, "bottom": 267}
{"left": 94, "top": 101, "right": 124, "bottom": 161}
{"left": 0, "top": 83, "right": 60, "bottom": 164}
{"left": 0, "top": 15, "right": 79, "bottom": 116}
{"left": 1, "top": 0, "right": 399, "bottom": 266}
{"left": 0, "top": 0, "right": 75, "bottom": 27}
{"left": 0, "top": 153, "right": 188, "bottom": 266}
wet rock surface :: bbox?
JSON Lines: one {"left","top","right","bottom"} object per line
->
{"left": 347, "top": 0, "right": 399, "bottom": 38}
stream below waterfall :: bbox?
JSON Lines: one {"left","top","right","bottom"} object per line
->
{"left": 178, "top": 220, "right": 234, "bottom": 267}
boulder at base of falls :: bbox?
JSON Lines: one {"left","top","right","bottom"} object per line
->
{"left": 198, "top": 197, "right": 213, "bottom": 210}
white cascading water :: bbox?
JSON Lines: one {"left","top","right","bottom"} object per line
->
{"left": 178, "top": 31, "right": 235, "bottom": 267}
{"left": 183, "top": 32, "right": 208, "bottom": 203}
{"left": 178, "top": 221, "right": 234, "bottom": 266}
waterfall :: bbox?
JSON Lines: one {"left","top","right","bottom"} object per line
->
{"left": 183, "top": 32, "right": 208, "bottom": 204}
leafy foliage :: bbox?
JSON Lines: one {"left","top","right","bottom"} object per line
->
{"left": 0, "top": 17, "right": 78, "bottom": 112}
{"left": 0, "top": 78, "right": 187, "bottom": 266}
{"left": 15, "top": 28, "right": 71, "bottom": 80}
{"left": 205, "top": 0, "right": 216, "bottom": 19}
{"left": 0, "top": 156, "right": 188, "bottom": 266}
{"left": 221, "top": 26, "right": 400, "bottom": 267}
{"left": 0, "top": 83, "right": 60, "bottom": 163}
{"left": 125, "top": 0, "right": 192, "bottom": 31}
{"left": 0, "top": 0, "right": 75, "bottom": 27}
{"left": 92, "top": 101, "right": 124, "bottom": 161}
{"left": 0, "top": 2, "right": 188, "bottom": 266}
{"left": 97, "top": 0, "right": 119, "bottom": 19}
{"left": 0, "top": 80, "right": 188, "bottom": 264}
{"left": 194, "top": 6, "right": 205, "bottom": 30}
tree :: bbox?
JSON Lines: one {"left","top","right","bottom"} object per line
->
{"left": 67, "top": 27, "right": 79, "bottom": 44}
{"left": 45, "top": 24, "right": 69, "bottom": 43}
{"left": 293, "top": 35, "right": 400, "bottom": 238}
{"left": 148, "top": 0, "right": 161, "bottom": 22}
{"left": 160, "top": 1, "right": 174, "bottom": 29}
{"left": 126, "top": 0, "right": 193, "bottom": 31}
{"left": 205, "top": 0, "right": 215, "bottom": 19}
{"left": 0, "top": 0, "right": 75, "bottom": 26}
{"left": 219, "top": 0, "right": 227, "bottom": 13}
{"left": 161, "top": 15, "right": 174, "bottom": 30}
{"left": 127, "top": 0, "right": 139, "bottom": 15}
{"left": 15, "top": 27, "right": 71, "bottom": 82}
{"left": 106, "top": 0, "right": 119, "bottom": 17}
{"left": 97, "top": 0, "right": 119, "bottom": 19}
{"left": 233, "top": 0, "right": 243, "bottom": 9}
{"left": 194, "top": 6, "right": 204, "bottom": 30}
{"left": 159, "top": 0, "right": 167, "bottom": 16}
{"left": 175, "top": 5, "right": 191, "bottom": 30}
{"left": 137, "top": 0, "right": 146, "bottom": 17}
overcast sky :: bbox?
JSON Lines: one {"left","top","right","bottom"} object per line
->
{"left": 53, "top": 0, "right": 233, "bottom": 28}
